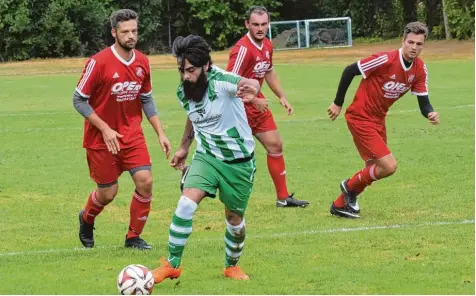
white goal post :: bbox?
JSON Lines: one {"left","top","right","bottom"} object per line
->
{"left": 269, "top": 17, "right": 352, "bottom": 50}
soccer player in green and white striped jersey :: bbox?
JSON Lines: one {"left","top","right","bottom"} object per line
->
{"left": 151, "top": 35, "right": 261, "bottom": 283}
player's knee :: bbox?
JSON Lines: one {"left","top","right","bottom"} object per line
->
{"left": 265, "top": 139, "right": 283, "bottom": 154}
{"left": 388, "top": 161, "right": 398, "bottom": 175}
{"left": 137, "top": 175, "right": 153, "bottom": 194}
{"left": 97, "top": 187, "right": 118, "bottom": 204}
{"left": 381, "top": 161, "right": 398, "bottom": 177}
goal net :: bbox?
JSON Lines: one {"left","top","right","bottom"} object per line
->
{"left": 269, "top": 17, "right": 352, "bottom": 50}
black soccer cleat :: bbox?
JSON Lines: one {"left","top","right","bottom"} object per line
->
{"left": 125, "top": 236, "right": 152, "bottom": 250}
{"left": 330, "top": 203, "right": 360, "bottom": 218}
{"left": 78, "top": 209, "right": 95, "bottom": 248}
{"left": 340, "top": 179, "right": 360, "bottom": 214}
{"left": 180, "top": 165, "right": 190, "bottom": 193}
{"left": 276, "top": 193, "right": 310, "bottom": 208}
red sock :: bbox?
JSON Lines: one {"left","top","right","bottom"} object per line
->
{"left": 333, "top": 193, "right": 345, "bottom": 207}
{"left": 347, "top": 164, "right": 378, "bottom": 193}
{"left": 267, "top": 153, "right": 290, "bottom": 199}
{"left": 82, "top": 190, "right": 104, "bottom": 224}
{"left": 127, "top": 191, "right": 152, "bottom": 239}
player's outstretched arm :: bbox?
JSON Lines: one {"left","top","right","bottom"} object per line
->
{"left": 417, "top": 95, "right": 439, "bottom": 125}
{"left": 73, "top": 91, "right": 123, "bottom": 154}
{"left": 328, "top": 62, "right": 361, "bottom": 121}
{"left": 170, "top": 118, "right": 194, "bottom": 170}
{"left": 264, "top": 69, "right": 293, "bottom": 115}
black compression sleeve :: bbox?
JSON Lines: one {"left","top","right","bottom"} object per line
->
{"left": 333, "top": 62, "right": 361, "bottom": 107}
{"left": 417, "top": 95, "right": 434, "bottom": 118}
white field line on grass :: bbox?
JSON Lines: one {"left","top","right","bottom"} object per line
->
{"left": 0, "top": 219, "right": 473, "bottom": 257}
{"left": 0, "top": 104, "right": 473, "bottom": 133}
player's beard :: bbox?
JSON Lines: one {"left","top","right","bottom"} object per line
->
{"left": 117, "top": 38, "right": 136, "bottom": 51}
{"left": 182, "top": 69, "right": 209, "bottom": 103}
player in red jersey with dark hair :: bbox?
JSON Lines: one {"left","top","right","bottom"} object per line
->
{"left": 327, "top": 22, "right": 440, "bottom": 218}
{"left": 226, "top": 6, "right": 309, "bottom": 208}
{"left": 73, "top": 9, "right": 171, "bottom": 248}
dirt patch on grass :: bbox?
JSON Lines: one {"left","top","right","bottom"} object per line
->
{"left": 0, "top": 40, "right": 473, "bottom": 76}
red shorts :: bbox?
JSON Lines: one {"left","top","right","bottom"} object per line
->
{"left": 346, "top": 120, "right": 391, "bottom": 161}
{"left": 86, "top": 144, "right": 151, "bottom": 184}
{"left": 246, "top": 109, "right": 277, "bottom": 135}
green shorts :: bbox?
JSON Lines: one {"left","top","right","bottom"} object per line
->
{"left": 183, "top": 152, "right": 256, "bottom": 216}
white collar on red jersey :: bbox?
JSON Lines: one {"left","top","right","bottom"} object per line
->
{"left": 246, "top": 32, "right": 264, "bottom": 51}
{"left": 111, "top": 44, "right": 136, "bottom": 66}
{"left": 398, "top": 48, "right": 413, "bottom": 72}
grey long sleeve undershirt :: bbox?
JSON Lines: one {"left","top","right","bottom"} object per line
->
{"left": 72, "top": 91, "right": 158, "bottom": 119}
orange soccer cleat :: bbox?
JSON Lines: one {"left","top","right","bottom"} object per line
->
{"left": 223, "top": 266, "right": 250, "bottom": 280}
{"left": 152, "top": 257, "right": 182, "bottom": 283}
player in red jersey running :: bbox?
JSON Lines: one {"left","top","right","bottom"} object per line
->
{"left": 226, "top": 6, "right": 309, "bottom": 208}
{"left": 327, "top": 22, "right": 440, "bottom": 218}
{"left": 73, "top": 9, "right": 171, "bottom": 248}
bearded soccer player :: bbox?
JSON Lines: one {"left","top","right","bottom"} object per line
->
{"left": 226, "top": 6, "right": 309, "bottom": 208}
{"left": 151, "top": 35, "right": 260, "bottom": 282}
{"left": 73, "top": 9, "right": 171, "bottom": 249}
{"left": 327, "top": 22, "right": 440, "bottom": 218}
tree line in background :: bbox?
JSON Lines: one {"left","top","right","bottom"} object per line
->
{"left": 0, "top": 0, "right": 474, "bottom": 61}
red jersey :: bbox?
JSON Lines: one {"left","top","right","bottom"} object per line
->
{"left": 76, "top": 46, "right": 152, "bottom": 149}
{"left": 227, "top": 33, "right": 274, "bottom": 115}
{"left": 346, "top": 48, "right": 428, "bottom": 123}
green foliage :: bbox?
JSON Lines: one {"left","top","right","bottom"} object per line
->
{"left": 186, "top": 0, "right": 281, "bottom": 49}
{"left": 69, "top": 0, "right": 112, "bottom": 56}
{"left": 0, "top": 0, "right": 32, "bottom": 61}
{"left": 348, "top": 1, "right": 375, "bottom": 37}
{"left": 31, "top": 0, "right": 81, "bottom": 58}
{"left": 0, "top": 0, "right": 474, "bottom": 60}
{"left": 374, "top": 0, "right": 404, "bottom": 39}
{"left": 444, "top": 0, "right": 475, "bottom": 39}
{"left": 416, "top": 1, "right": 427, "bottom": 25}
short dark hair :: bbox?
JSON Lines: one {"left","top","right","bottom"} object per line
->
{"left": 110, "top": 9, "right": 138, "bottom": 29}
{"left": 172, "top": 35, "right": 212, "bottom": 71}
{"left": 403, "top": 22, "right": 428, "bottom": 39}
{"left": 245, "top": 6, "right": 269, "bottom": 21}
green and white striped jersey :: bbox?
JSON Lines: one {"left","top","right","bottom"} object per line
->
{"left": 177, "top": 65, "right": 254, "bottom": 162}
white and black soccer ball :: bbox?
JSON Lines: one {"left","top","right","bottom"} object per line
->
{"left": 117, "top": 264, "right": 155, "bottom": 295}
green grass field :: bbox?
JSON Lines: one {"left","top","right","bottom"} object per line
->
{"left": 0, "top": 51, "right": 474, "bottom": 294}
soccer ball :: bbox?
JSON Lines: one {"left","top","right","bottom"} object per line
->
{"left": 117, "top": 264, "right": 155, "bottom": 295}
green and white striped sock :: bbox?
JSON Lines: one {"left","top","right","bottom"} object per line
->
{"left": 168, "top": 196, "right": 197, "bottom": 268}
{"left": 224, "top": 219, "right": 246, "bottom": 267}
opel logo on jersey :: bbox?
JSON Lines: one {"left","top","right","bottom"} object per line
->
{"left": 111, "top": 81, "right": 142, "bottom": 94}
{"left": 253, "top": 61, "right": 271, "bottom": 78}
{"left": 382, "top": 81, "right": 410, "bottom": 92}
{"left": 382, "top": 81, "right": 410, "bottom": 99}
